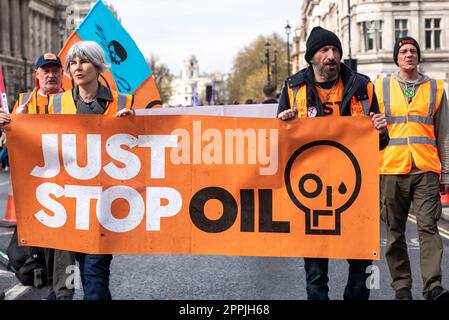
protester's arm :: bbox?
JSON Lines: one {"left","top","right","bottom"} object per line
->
{"left": 434, "top": 91, "right": 449, "bottom": 185}
{"left": 12, "top": 94, "right": 29, "bottom": 114}
{"left": 0, "top": 131, "right": 4, "bottom": 147}
{"left": 277, "top": 82, "right": 297, "bottom": 120}
{"left": 0, "top": 109, "right": 11, "bottom": 127}
{"left": 368, "top": 87, "right": 390, "bottom": 150}
{"left": 277, "top": 82, "right": 289, "bottom": 115}
{"left": 115, "top": 108, "right": 135, "bottom": 117}
{"left": 115, "top": 94, "right": 135, "bottom": 117}
{"left": 15, "top": 104, "right": 28, "bottom": 114}
{"left": 0, "top": 94, "right": 16, "bottom": 126}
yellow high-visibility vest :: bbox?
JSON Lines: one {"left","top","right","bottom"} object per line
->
{"left": 14, "top": 90, "right": 50, "bottom": 114}
{"left": 48, "top": 89, "right": 133, "bottom": 115}
{"left": 375, "top": 75, "right": 444, "bottom": 174}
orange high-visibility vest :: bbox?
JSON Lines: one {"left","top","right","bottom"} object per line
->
{"left": 375, "top": 76, "right": 444, "bottom": 174}
{"left": 48, "top": 89, "right": 133, "bottom": 115}
{"left": 14, "top": 90, "right": 50, "bottom": 114}
{"left": 287, "top": 83, "right": 372, "bottom": 117}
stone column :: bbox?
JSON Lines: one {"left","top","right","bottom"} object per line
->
{"left": 29, "top": 10, "right": 35, "bottom": 61}
{"left": 47, "top": 18, "right": 52, "bottom": 51}
{"left": 383, "top": 10, "right": 394, "bottom": 52}
{"left": 35, "top": 13, "right": 41, "bottom": 55}
{"left": 20, "top": 0, "right": 31, "bottom": 91}
{"left": 1, "top": 0, "right": 11, "bottom": 55}
{"left": 352, "top": 16, "right": 360, "bottom": 55}
{"left": 11, "top": 0, "right": 21, "bottom": 57}
{"left": 41, "top": 15, "right": 47, "bottom": 52}
{"left": 359, "top": 22, "right": 365, "bottom": 53}
{"left": 21, "top": 0, "right": 30, "bottom": 61}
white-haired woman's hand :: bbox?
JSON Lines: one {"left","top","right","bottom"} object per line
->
{"left": 115, "top": 108, "right": 136, "bottom": 117}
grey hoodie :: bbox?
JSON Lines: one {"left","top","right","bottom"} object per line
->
{"left": 393, "top": 72, "right": 449, "bottom": 184}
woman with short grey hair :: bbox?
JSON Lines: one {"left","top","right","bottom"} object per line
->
{"left": 64, "top": 40, "right": 110, "bottom": 77}
{"left": 47, "top": 40, "right": 135, "bottom": 299}
{"left": 48, "top": 40, "right": 134, "bottom": 117}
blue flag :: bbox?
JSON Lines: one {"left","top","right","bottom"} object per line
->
{"left": 76, "top": 0, "right": 151, "bottom": 94}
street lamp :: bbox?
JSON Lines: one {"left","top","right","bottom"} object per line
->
{"left": 272, "top": 49, "right": 278, "bottom": 88}
{"left": 265, "top": 41, "right": 271, "bottom": 85}
{"left": 58, "top": 18, "right": 66, "bottom": 49}
{"left": 285, "top": 21, "right": 291, "bottom": 76}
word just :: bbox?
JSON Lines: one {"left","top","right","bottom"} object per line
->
{"left": 35, "top": 123, "right": 279, "bottom": 180}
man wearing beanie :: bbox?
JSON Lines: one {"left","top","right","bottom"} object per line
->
{"left": 277, "top": 26, "right": 389, "bottom": 300}
{"left": 376, "top": 36, "right": 449, "bottom": 300}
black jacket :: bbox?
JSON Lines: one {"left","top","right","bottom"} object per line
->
{"left": 262, "top": 98, "right": 278, "bottom": 104}
{"left": 277, "top": 63, "right": 389, "bottom": 150}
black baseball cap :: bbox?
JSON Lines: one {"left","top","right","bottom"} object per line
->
{"left": 35, "top": 53, "right": 62, "bottom": 69}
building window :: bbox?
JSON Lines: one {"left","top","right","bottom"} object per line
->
{"left": 395, "top": 19, "right": 408, "bottom": 40}
{"left": 362, "top": 20, "right": 383, "bottom": 51}
{"left": 425, "top": 18, "right": 441, "bottom": 49}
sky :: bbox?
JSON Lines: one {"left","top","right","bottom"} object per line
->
{"left": 105, "top": 0, "right": 301, "bottom": 76}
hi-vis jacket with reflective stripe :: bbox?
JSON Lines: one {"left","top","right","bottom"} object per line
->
{"left": 277, "top": 63, "right": 390, "bottom": 150}
{"left": 48, "top": 88, "right": 133, "bottom": 114}
{"left": 375, "top": 74, "right": 445, "bottom": 175}
{"left": 13, "top": 90, "right": 49, "bottom": 114}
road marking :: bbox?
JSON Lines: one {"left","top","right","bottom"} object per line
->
{"left": 0, "top": 250, "right": 8, "bottom": 260}
{"left": 4, "top": 283, "right": 32, "bottom": 300}
{"left": 0, "top": 231, "right": 13, "bottom": 236}
{"left": 0, "top": 180, "right": 9, "bottom": 187}
{"left": 408, "top": 214, "right": 449, "bottom": 240}
{"left": 0, "top": 269, "right": 14, "bottom": 277}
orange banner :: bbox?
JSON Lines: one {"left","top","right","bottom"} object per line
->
{"left": 6, "top": 114, "right": 379, "bottom": 260}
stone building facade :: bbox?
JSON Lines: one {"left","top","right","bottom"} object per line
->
{"left": 0, "top": 0, "right": 95, "bottom": 107}
{"left": 169, "top": 55, "right": 228, "bottom": 107}
{"left": 294, "top": 0, "right": 449, "bottom": 90}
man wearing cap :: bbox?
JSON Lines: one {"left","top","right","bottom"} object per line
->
{"left": 13, "top": 53, "right": 64, "bottom": 113}
{"left": 13, "top": 53, "right": 75, "bottom": 300}
{"left": 277, "top": 26, "right": 389, "bottom": 300}
{"left": 376, "top": 37, "right": 449, "bottom": 300}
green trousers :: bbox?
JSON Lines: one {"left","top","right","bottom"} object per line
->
{"left": 44, "top": 249, "right": 76, "bottom": 299}
{"left": 380, "top": 172, "right": 443, "bottom": 299}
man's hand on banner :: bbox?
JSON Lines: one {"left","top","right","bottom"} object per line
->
{"left": 278, "top": 108, "right": 298, "bottom": 121}
{"left": 0, "top": 109, "right": 11, "bottom": 127}
{"left": 115, "top": 108, "right": 136, "bottom": 117}
{"left": 370, "top": 112, "right": 387, "bottom": 133}
{"left": 15, "top": 104, "right": 29, "bottom": 114}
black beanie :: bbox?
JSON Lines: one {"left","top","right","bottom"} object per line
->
{"left": 305, "top": 26, "right": 343, "bottom": 63}
{"left": 393, "top": 36, "right": 421, "bottom": 66}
